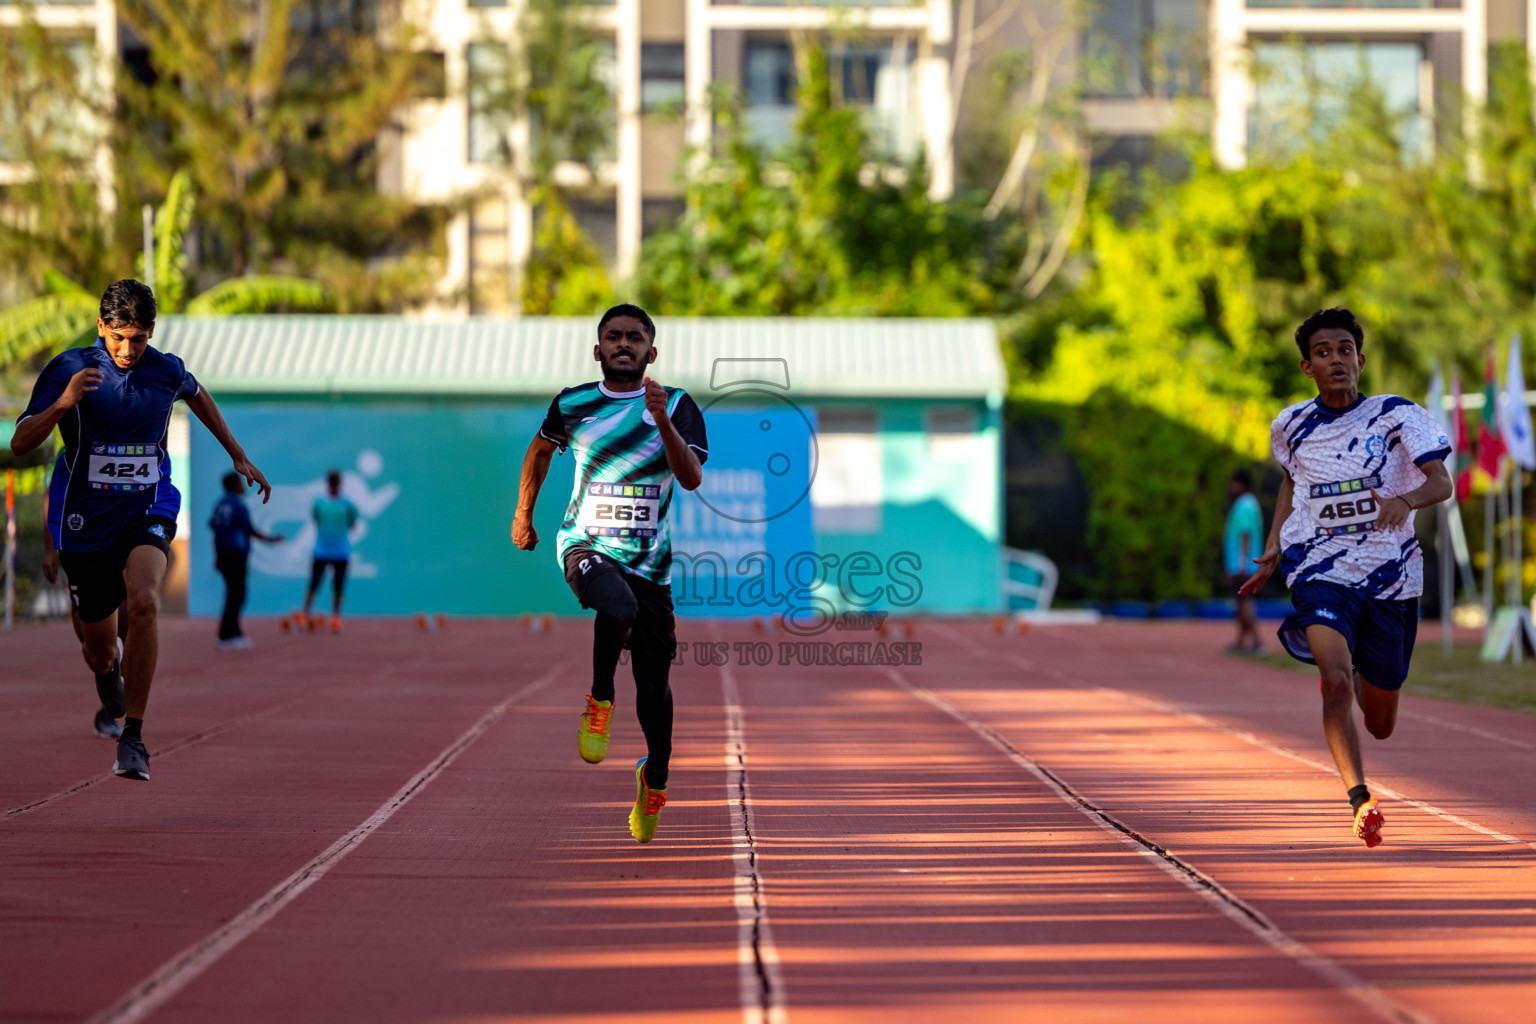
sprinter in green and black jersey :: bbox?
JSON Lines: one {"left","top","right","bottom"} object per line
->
{"left": 512, "top": 304, "right": 707, "bottom": 844}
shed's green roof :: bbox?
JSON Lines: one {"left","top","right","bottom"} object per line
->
{"left": 155, "top": 316, "right": 1004, "bottom": 399}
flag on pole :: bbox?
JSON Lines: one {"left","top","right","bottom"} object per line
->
{"left": 1427, "top": 360, "right": 1447, "bottom": 438}
{"left": 1453, "top": 368, "right": 1474, "bottom": 500}
{"left": 1478, "top": 345, "right": 1507, "bottom": 480}
{"left": 1500, "top": 334, "right": 1535, "bottom": 471}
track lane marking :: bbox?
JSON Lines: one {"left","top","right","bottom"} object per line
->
{"left": 1069, "top": 675, "right": 1536, "bottom": 854}
{"left": 6, "top": 655, "right": 425, "bottom": 821}
{"left": 1134, "top": 647, "right": 1536, "bottom": 756}
{"left": 5, "top": 696, "right": 306, "bottom": 820}
{"left": 1396, "top": 707, "right": 1536, "bottom": 754}
{"left": 885, "top": 666, "right": 1435, "bottom": 1024}
{"left": 929, "top": 623, "right": 1536, "bottom": 852}
{"left": 86, "top": 661, "right": 566, "bottom": 1024}
{"left": 720, "top": 661, "right": 787, "bottom": 1024}
{"left": 986, "top": 631, "right": 1536, "bottom": 852}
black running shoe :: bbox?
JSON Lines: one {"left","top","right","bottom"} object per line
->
{"left": 112, "top": 735, "right": 150, "bottom": 781}
{"left": 93, "top": 708, "right": 122, "bottom": 739}
{"left": 95, "top": 638, "right": 125, "bottom": 718}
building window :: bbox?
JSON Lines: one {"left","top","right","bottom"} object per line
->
{"left": 926, "top": 407, "right": 982, "bottom": 462}
{"left": 1249, "top": 41, "right": 1425, "bottom": 156}
{"left": 642, "top": 42, "right": 686, "bottom": 112}
{"left": 744, "top": 39, "right": 797, "bottom": 150}
{"left": 0, "top": 37, "right": 95, "bottom": 164}
{"left": 743, "top": 38, "right": 916, "bottom": 158}
{"left": 467, "top": 42, "right": 511, "bottom": 165}
{"left": 811, "top": 408, "right": 882, "bottom": 534}
{"left": 1083, "top": 0, "right": 1206, "bottom": 99}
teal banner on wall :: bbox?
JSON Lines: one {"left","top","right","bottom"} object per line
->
{"left": 189, "top": 400, "right": 816, "bottom": 618}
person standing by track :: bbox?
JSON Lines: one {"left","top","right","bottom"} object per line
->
{"left": 10, "top": 279, "right": 272, "bottom": 781}
{"left": 1242, "top": 307, "right": 1452, "bottom": 847}
{"left": 1224, "top": 469, "right": 1265, "bottom": 654}
{"left": 512, "top": 304, "right": 707, "bottom": 844}
{"left": 210, "top": 471, "right": 284, "bottom": 649}
{"left": 298, "top": 469, "right": 356, "bottom": 632}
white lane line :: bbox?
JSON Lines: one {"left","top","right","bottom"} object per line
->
{"left": 1076, "top": 675, "right": 1536, "bottom": 854}
{"left": 6, "top": 695, "right": 309, "bottom": 820}
{"left": 1132, "top": 648, "right": 1536, "bottom": 758}
{"left": 885, "top": 667, "right": 1436, "bottom": 1024}
{"left": 87, "top": 663, "right": 566, "bottom": 1024}
{"left": 720, "top": 662, "right": 787, "bottom": 1024}
{"left": 1398, "top": 708, "right": 1536, "bottom": 754}
{"left": 927, "top": 622, "right": 1536, "bottom": 854}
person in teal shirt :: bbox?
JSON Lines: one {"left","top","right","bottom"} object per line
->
{"left": 301, "top": 469, "right": 358, "bottom": 631}
{"left": 1224, "top": 469, "right": 1265, "bottom": 653}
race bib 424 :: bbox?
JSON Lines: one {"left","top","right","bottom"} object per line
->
{"left": 87, "top": 444, "right": 161, "bottom": 493}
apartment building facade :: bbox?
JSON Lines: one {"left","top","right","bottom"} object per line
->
{"left": 5, "top": 0, "right": 1535, "bottom": 312}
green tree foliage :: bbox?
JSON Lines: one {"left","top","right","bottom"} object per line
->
{"left": 1, "top": 172, "right": 328, "bottom": 369}
{"left": 1012, "top": 43, "right": 1536, "bottom": 600}
{"left": 114, "top": 0, "right": 442, "bottom": 310}
{"left": 469, "top": 0, "right": 616, "bottom": 313}
{"left": 515, "top": 0, "right": 616, "bottom": 315}
{"left": 635, "top": 46, "right": 1016, "bottom": 316}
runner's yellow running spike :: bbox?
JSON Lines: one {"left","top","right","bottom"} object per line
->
{"left": 1354, "top": 798, "right": 1384, "bottom": 848}
{"left": 579, "top": 695, "right": 614, "bottom": 764}
{"left": 630, "top": 756, "right": 667, "bottom": 843}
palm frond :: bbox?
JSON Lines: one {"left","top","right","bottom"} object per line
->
{"left": 183, "top": 276, "right": 331, "bottom": 316}
{"left": 41, "top": 269, "right": 92, "bottom": 299}
{"left": 0, "top": 292, "right": 97, "bottom": 366}
{"left": 152, "top": 171, "right": 195, "bottom": 314}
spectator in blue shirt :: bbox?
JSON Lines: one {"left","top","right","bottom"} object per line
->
{"left": 210, "top": 472, "right": 284, "bottom": 649}
{"left": 300, "top": 469, "right": 359, "bottom": 632}
{"left": 1225, "top": 469, "right": 1265, "bottom": 654}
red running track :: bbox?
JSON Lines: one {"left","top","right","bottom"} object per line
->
{"left": 2, "top": 617, "right": 1534, "bottom": 1023}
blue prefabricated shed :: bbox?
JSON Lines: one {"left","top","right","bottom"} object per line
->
{"left": 157, "top": 316, "right": 1006, "bottom": 619}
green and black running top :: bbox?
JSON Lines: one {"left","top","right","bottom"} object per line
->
{"left": 540, "top": 381, "right": 709, "bottom": 584}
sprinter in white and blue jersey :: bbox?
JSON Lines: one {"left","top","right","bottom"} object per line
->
{"left": 1241, "top": 308, "right": 1452, "bottom": 848}
{"left": 512, "top": 304, "right": 707, "bottom": 844}
{"left": 10, "top": 280, "right": 272, "bottom": 782}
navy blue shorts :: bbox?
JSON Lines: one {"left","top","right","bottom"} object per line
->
{"left": 1277, "top": 581, "right": 1418, "bottom": 690}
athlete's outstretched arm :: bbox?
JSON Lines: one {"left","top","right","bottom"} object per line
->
{"left": 1239, "top": 473, "right": 1292, "bottom": 596}
{"left": 185, "top": 387, "right": 272, "bottom": 503}
{"left": 643, "top": 376, "right": 703, "bottom": 491}
{"left": 1370, "top": 459, "right": 1452, "bottom": 532}
{"left": 513, "top": 435, "right": 557, "bottom": 550}
{"left": 10, "top": 367, "right": 102, "bottom": 456}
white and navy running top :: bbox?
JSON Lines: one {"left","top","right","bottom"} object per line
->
{"left": 1271, "top": 394, "right": 1450, "bottom": 600}
{"left": 540, "top": 381, "right": 708, "bottom": 585}
{"left": 18, "top": 339, "right": 199, "bottom": 552}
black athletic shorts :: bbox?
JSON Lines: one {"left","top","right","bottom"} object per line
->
{"left": 58, "top": 515, "right": 176, "bottom": 624}
{"left": 562, "top": 544, "right": 677, "bottom": 663}
{"left": 309, "top": 557, "right": 349, "bottom": 591}
{"left": 1277, "top": 580, "right": 1419, "bottom": 690}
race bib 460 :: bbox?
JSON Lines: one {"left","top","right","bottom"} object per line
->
{"left": 87, "top": 444, "right": 161, "bottom": 493}
{"left": 1308, "top": 474, "right": 1382, "bottom": 537}
{"left": 579, "top": 482, "right": 660, "bottom": 538}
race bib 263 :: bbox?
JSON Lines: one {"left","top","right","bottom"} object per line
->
{"left": 579, "top": 482, "right": 660, "bottom": 538}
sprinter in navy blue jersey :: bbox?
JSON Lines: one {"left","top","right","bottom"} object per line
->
{"left": 10, "top": 279, "right": 272, "bottom": 781}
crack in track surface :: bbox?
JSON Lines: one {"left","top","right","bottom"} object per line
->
{"left": 720, "top": 663, "right": 786, "bottom": 1024}
{"left": 886, "top": 667, "right": 1436, "bottom": 1024}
